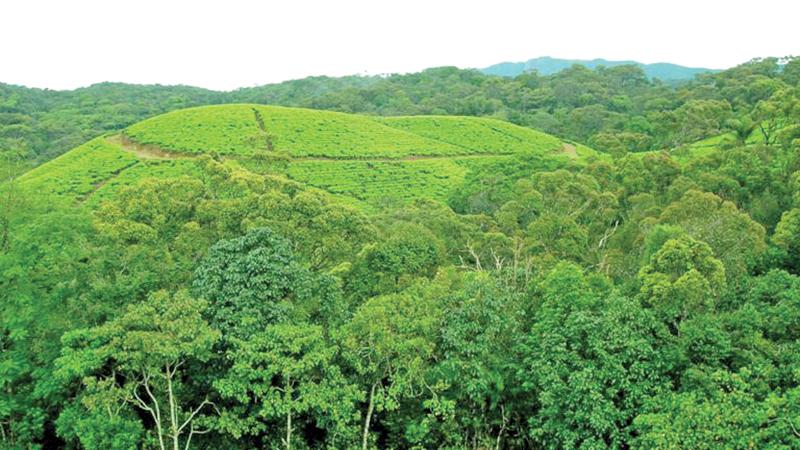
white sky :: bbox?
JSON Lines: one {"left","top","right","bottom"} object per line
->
{"left": 3, "top": 0, "right": 798, "bottom": 91}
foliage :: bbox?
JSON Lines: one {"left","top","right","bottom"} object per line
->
{"left": 637, "top": 236, "right": 726, "bottom": 330}
{"left": 214, "top": 323, "right": 360, "bottom": 448}
{"left": 337, "top": 282, "right": 444, "bottom": 450}
{"left": 4, "top": 56, "right": 800, "bottom": 449}
{"left": 55, "top": 290, "right": 220, "bottom": 450}
{"left": 516, "top": 264, "right": 672, "bottom": 449}
{"left": 658, "top": 190, "right": 766, "bottom": 277}
{"left": 345, "top": 222, "right": 444, "bottom": 299}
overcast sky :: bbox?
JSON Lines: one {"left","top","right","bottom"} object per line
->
{"left": 3, "top": 0, "right": 798, "bottom": 91}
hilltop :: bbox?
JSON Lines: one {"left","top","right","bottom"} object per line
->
{"left": 19, "top": 104, "right": 598, "bottom": 210}
{"left": 481, "top": 56, "right": 719, "bottom": 80}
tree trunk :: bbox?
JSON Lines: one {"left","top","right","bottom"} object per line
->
{"left": 286, "top": 409, "right": 292, "bottom": 450}
{"left": 362, "top": 381, "right": 379, "bottom": 450}
{"left": 166, "top": 364, "right": 180, "bottom": 450}
{"left": 0, "top": 216, "right": 9, "bottom": 252}
{"left": 283, "top": 380, "right": 293, "bottom": 450}
{"left": 141, "top": 375, "right": 166, "bottom": 450}
{"left": 760, "top": 125, "right": 770, "bottom": 146}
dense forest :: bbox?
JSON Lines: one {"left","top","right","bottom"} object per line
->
{"left": 2, "top": 56, "right": 800, "bottom": 449}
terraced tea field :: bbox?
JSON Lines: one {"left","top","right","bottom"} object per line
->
{"left": 22, "top": 105, "right": 601, "bottom": 209}
{"left": 18, "top": 138, "right": 140, "bottom": 203}
{"left": 85, "top": 159, "right": 201, "bottom": 206}
{"left": 286, "top": 156, "right": 513, "bottom": 208}
{"left": 123, "top": 104, "right": 593, "bottom": 158}
{"left": 662, "top": 126, "right": 771, "bottom": 165}
{"left": 378, "top": 116, "right": 564, "bottom": 154}
{"left": 125, "top": 105, "right": 462, "bottom": 158}
{"left": 18, "top": 136, "right": 201, "bottom": 205}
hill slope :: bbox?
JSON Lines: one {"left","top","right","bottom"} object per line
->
{"left": 481, "top": 56, "right": 720, "bottom": 80}
{"left": 20, "top": 105, "right": 600, "bottom": 209}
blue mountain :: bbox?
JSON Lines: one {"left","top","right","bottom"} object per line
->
{"left": 481, "top": 56, "right": 720, "bottom": 81}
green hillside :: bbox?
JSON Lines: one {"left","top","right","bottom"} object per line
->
{"left": 668, "top": 124, "right": 778, "bottom": 164}
{"left": 285, "top": 156, "right": 513, "bottom": 207}
{"left": 18, "top": 138, "right": 139, "bottom": 204}
{"left": 377, "top": 116, "right": 564, "bottom": 154}
{"left": 18, "top": 137, "right": 200, "bottom": 206}
{"left": 21, "top": 105, "right": 594, "bottom": 209}
{"left": 124, "top": 104, "right": 466, "bottom": 158}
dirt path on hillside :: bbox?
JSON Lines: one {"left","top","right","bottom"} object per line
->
{"left": 107, "top": 135, "right": 198, "bottom": 160}
{"left": 561, "top": 143, "right": 578, "bottom": 158}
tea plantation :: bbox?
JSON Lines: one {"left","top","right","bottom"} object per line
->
{"left": 20, "top": 105, "right": 600, "bottom": 208}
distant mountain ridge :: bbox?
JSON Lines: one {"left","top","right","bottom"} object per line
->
{"left": 480, "top": 56, "right": 721, "bottom": 81}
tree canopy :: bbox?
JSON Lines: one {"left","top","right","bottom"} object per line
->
{"left": 3, "top": 56, "right": 800, "bottom": 449}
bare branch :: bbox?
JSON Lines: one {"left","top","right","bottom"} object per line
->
{"left": 177, "top": 399, "right": 215, "bottom": 435}
{"left": 598, "top": 220, "right": 619, "bottom": 249}
{"left": 788, "top": 417, "right": 800, "bottom": 438}
{"left": 466, "top": 242, "right": 483, "bottom": 271}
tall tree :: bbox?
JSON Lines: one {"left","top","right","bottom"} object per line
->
{"left": 516, "top": 263, "right": 671, "bottom": 448}
{"left": 214, "top": 323, "right": 359, "bottom": 449}
{"left": 338, "top": 284, "right": 443, "bottom": 450}
{"left": 637, "top": 235, "right": 726, "bottom": 331}
{"left": 193, "top": 227, "right": 300, "bottom": 338}
{"left": 658, "top": 190, "right": 766, "bottom": 277}
{"left": 56, "top": 290, "right": 220, "bottom": 450}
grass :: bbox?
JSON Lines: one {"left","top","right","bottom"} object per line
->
{"left": 668, "top": 134, "right": 729, "bottom": 163}
{"left": 665, "top": 118, "right": 792, "bottom": 165}
{"left": 572, "top": 142, "right": 605, "bottom": 160}
{"left": 668, "top": 127, "right": 773, "bottom": 165}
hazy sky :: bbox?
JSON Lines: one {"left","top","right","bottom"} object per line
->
{"left": 3, "top": 0, "right": 798, "bottom": 91}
